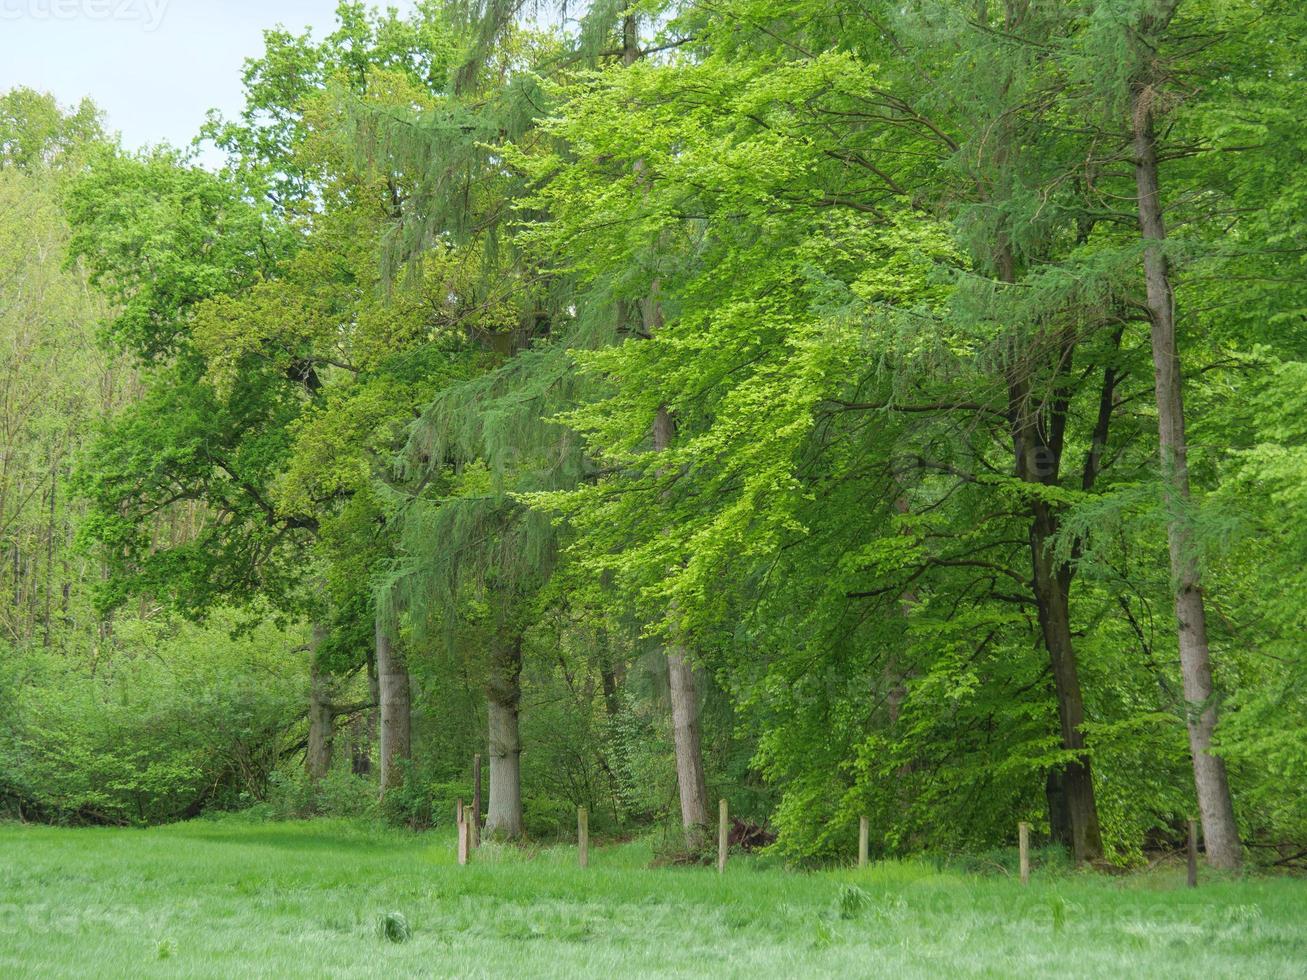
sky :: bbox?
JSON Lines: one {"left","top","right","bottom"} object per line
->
{"left": 0, "top": 0, "right": 412, "bottom": 166}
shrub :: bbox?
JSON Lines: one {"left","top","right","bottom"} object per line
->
{"left": 523, "top": 792, "right": 573, "bottom": 839}
{"left": 314, "top": 767, "right": 378, "bottom": 819}
{"left": 378, "top": 761, "right": 441, "bottom": 829}
{"left": 0, "top": 611, "right": 305, "bottom": 824}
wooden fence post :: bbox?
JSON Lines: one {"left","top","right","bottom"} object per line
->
{"left": 1187, "top": 818, "right": 1198, "bottom": 888}
{"left": 717, "top": 799, "right": 728, "bottom": 874}
{"left": 578, "top": 806, "right": 589, "bottom": 869}
{"left": 858, "top": 816, "right": 869, "bottom": 869}
{"left": 1018, "top": 821, "right": 1030, "bottom": 886}
{"left": 457, "top": 817, "right": 469, "bottom": 866}
{"left": 456, "top": 797, "right": 464, "bottom": 828}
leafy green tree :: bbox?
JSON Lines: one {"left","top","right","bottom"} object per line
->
{"left": 68, "top": 149, "right": 310, "bottom": 618}
{"left": 70, "top": 5, "right": 472, "bottom": 791}
{"left": 0, "top": 97, "right": 118, "bottom": 649}
{"left": 0, "top": 88, "right": 102, "bottom": 173}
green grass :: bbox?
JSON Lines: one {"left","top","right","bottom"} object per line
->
{"left": 0, "top": 819, "right": 1303, "bottom": 978}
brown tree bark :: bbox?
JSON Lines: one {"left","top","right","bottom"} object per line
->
{"left": 599, "top": 653, "right": 621, "bottom": 720}
{"left": 375, "top": 619, "right": 411, "bottom": 796}
{"left": 884, "top": 497, "right": 917, "bottom": 729}
{"left": 485, "top": 629, "right": 524, "bottom": 837}
{"left": 1013, "top": 400, "right": 1104, "bottom": 863}
{"left": 999, "top": 240, "right": 1104, "bottom": 863}
{"left": 595, "top": 578, "right": 623, "bottom": 720}
{"left": 350, "top": 714, "right": 372, "bottom": 776}
{"left": 1131, "top": 74, "right": 1241, "bottom": 869}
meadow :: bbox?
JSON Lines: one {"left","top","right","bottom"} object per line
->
{"left": 0, "top": 820, "right": 1303, "bottom": 978}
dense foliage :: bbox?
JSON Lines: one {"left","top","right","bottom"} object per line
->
{"left": 1, "top": 0, "right": 1304, "bottom": 871}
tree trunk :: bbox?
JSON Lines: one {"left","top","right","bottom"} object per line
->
{"left": 599, "top": 654, "right": 621, "bottom": 719}
{"left": 1026, "top": 496, "right": 1103, "bottom": 863}
{"left": 1131, "top": 85, "right": 1241, "bottom": 869}
{"left": 485, "top": 631, "right": 524, "bottom": 837}
{"left": 885, "top": 497, "right": 918, "bottom": 729}
{"left": 622, "top": 12, "right": 639, "bottom": 67}
{"left": 350, "top": 714, "right": 371, "bottom": 776}
{"left": 306, "top": 625, "right": 334, "bottom": 781}
{"left": 652, "top": 406, "right": 711, "bottom": 840}
{"left": 365, "top": 650, "right": 380, "bottom": 775}
{"left": 1001, "top": 245, "right": 1104, "bottom": 863}
{"left": 1044, "top": 768, "right": 1072, "bottom": 849}
{"left": 42, "top": 455, "right": 56, "bottom": 647}
{"left": 376, "top": 619, "right": 411, "bottom": 796}
{"left": 667, "top": 641, "right": 710, "bottom": 835}
{"left": 597, "top": 620, "right": 622, "bottom": 722}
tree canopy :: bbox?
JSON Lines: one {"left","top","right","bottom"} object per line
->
{"left": 1, "top": 0, "right": 1305, "bottom": 871}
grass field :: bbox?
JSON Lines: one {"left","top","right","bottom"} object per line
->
{"left": 0, "top": 819, "right": 1303, "bottom": 978}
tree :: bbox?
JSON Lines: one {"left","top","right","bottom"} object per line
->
{"left": 345, "top": 14, "right": 590, "bottom": 835}
{"left": 517, "top": 0, "right": 1127, "bottom": 860}
{"left": 0, "top": 91, "right": 117, "bottom": 650}
{"left": 1124, "top": 0, "right": 1240, "bottom": 869}
{"left": 257, "top": 4, "right": 498, "bottom": 796}
{"left": 0, "top": 88, "right": 102, "bottom": 173}
{"left": 1064, "top": 0, "right": 1305, "bottom": 870}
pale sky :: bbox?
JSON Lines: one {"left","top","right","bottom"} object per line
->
{"left": 0, "top": 0, "right": 416, "bottom": 166}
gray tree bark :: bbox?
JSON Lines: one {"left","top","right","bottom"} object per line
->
{"left": 485, "top": 630, "right": 524, "bottom": 837}
{"left": 653, "top": 407, "right": 711, "bottom": 839}
{"left": 1131, "top": 78, "right": 1241, "bottom": 869}
{"left": 375, "top": 619, "right": 411, "bottom": 797}
{"left": 667, "top": 641, "right": 710, "bottom": 834}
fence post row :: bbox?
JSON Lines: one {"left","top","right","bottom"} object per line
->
{"left": 452, "top": 806, "right": 1059, "bottom": 884}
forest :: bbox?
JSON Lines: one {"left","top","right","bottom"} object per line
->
{"left": 1, "top": 0, "right": 1305, "bottom": 890}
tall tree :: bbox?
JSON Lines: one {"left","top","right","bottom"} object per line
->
{"left": 190, "top": 3, "right": 469, "bottom": 789}
{"left": 621, "top": 6, "right": 711, "bottom": 842}
{"left": 1118, "top": 0, "right": 1241, "bottom": 868}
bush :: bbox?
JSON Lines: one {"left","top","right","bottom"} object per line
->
{"left": 426, "top": 780, "right": 473, "bottom": 829}
{"left": 378, "top": 762, "right": 443, "bottom": 830}
{"left": 254, "top": 766, "right": 379, "bottom": 821}
{"left": 523, "top": 792, "right": 573, "bottom": 839}
{"left": 943, "top": 842, "right": 1072, "bottom": 878}
{"left": 0, "top": 611, "right": 306, "bottom": 824}
{"left": 314, "top": 767, "right": 379, "bottom": 818}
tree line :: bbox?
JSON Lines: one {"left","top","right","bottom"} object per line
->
{"left": 2, "top": 0, "right": 1305, "bottom": 868}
